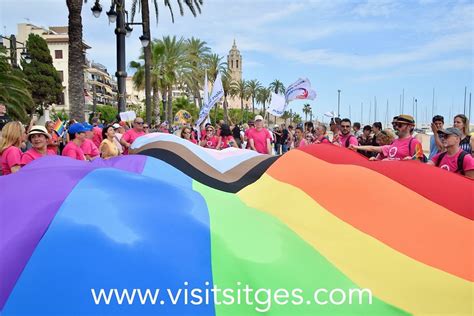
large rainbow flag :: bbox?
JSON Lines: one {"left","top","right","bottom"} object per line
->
{"left": 0, "top": 133, "right": 472, "bottom": 315}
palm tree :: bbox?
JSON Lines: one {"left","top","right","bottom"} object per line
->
{"left": 0, "top": 48, "right": 33, "bottom": 121}
{"left": 247, "top": 79, "right": 262, "bottom": 114}
{"left": 129, "top": 40, "right": 164, "bottom": 123}
{"left": 269, "top": 79, "right": 285, "bottom": 95}
{"left": 66, "top": 0, "right": 86, "bottom": 121}
{"left": 157, "top": 36, "right": 187, "bottom": 123}
{"left": 221, "top": 70, "right": 233, "bottom": 124}
{"left": 230, "top": 79, "right": 248, "bottom": 122}
{"left": 256, "top": 87, "right": 271, "bottom": 118}
{"left": 293, "top": 113, "right": 302, "bottom": 125}
{"left": 183, "top": 37, "right": 210, "bottom": 108}
{"left": 281, "top": 111, "right": 291, "bottom": 126}
{"left": 130, "top": 0, "right": 203, "bottom": 124}
{"left": 303, "top": 103, "right": 311, "bottom": 122}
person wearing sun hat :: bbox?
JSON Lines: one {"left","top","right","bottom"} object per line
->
{"left": 20, "top": 125, "right": 56, "bottom": 166}
{"left": 62, "top": 123, "right": 87, "bottom": 161}
{"left": 247, "top": 114, "right": 272, "bottom": 154}
{"left": 427, "top": 127, "right": 474, "bottom": 178}
{"left": 351, "top": 114, "right": 424, "bottom": 161}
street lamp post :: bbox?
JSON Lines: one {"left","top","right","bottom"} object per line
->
{"left": 91, "top": 0, "right": 148, "bottom": 114}
{"left": 337, "top": 89, "right": 341, "bottom": 118}
{"left": 1, "top": 35, "right": 32, "bottom": 68}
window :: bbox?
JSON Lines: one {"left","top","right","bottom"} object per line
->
{"left": 57, "top": 71, "right": 64, "bottom": 82}
{"left": 58, "top": 92, "right": 65, "bottom": 105}
{"left": 231, "top": 60, "right": 233, "bottom": 68}
{"left": 236, "top": 60, "right": 239, "bottom": 69}
{"left": 55, "top": 50, "right": 63, "bottom": 59}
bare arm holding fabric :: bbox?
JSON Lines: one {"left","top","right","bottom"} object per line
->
{"left": 350, "top": 144, "right": 383, "bottom": 153}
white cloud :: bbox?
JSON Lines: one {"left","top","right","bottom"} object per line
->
{"left": 352, "top": 0, "right": 400, "bottom": 17}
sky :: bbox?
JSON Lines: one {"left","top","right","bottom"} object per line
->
{"left": 1, "top": 0, "right": 473, "bottom": 126}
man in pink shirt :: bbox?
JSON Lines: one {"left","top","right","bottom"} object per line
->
{"left": 21, "top": 125, "right": 56, "bottom": 165}
{"left": 91, "top": 117, "right": 103, "bottom": 148}
{"left": 62, "top": 123, "right": 86, "bottom": 161}
{"left": 428, "top": 127, "right": 474, "bottom": 179}
{"left": 338, "top": 118, "right": 359, "bottom": 150}
{"left": 81, "top": 122, "right": 100, "bottom": 160}
{"left": 248, "top": 115, "right": 272, "bottom": 155}
{"left": 120, "top": 117, "right": 146, "bottom": 154}
{"left": 351, "top": 115, "right": 424, "bottom": 161}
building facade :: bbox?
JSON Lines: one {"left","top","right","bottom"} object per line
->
{"left": 2, "top": 23, "right": 92, "bottom": 113}
{"left": 85, "top": 61, "right": 118, "bottom": 110}
{"left": 226, "top": 40, "right": 247, "bottom": 110}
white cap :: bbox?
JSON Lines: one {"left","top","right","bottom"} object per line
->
{"left": 255, "top": 115, "right": 264, "bottom": 121}
{"left": 112, "top": 123, "right": 120, "bottom": 129}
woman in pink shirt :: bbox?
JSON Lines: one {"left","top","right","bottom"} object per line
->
{"left": 21, "top": 125, "right": 56, "bottom": 166}
{"left": 217, "top": 124, "right": 238, "bottom": 149}
{"left": 294, "top": 127, "right": 308, "bottom": 148}
{"left": 181, "top": 126, "right": 197, "bottom": 144}
{"left": 200, "top": 125, "right": 219, "bottom": 149}
{"left": 0, "top": 121, "right": 25, "bottom": 175}
{"left": 62, "top": 123, "right": 87, "bottom": 161}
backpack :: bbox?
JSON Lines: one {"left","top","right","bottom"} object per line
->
{"left": 408, "top": 137, "right": 428, "bottom": 162}
{"left": 435, "top": 151, "right": 468, "bottom": 175}
{"left": 345, "top": 135, "right": 356, "bottom": 148}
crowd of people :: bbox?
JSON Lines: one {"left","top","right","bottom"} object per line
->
{"left": 0, "top": 111, "right": 473, "bottom": 179}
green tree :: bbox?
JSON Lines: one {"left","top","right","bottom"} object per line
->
{"left": 0, "top": 47, "right": 33, "bottom": 121}
{"left": 281, "top": 110, "right": 291, "bottom": 126}
{"left": 247, "top": 79, "right": 262, "bottom": 114}
{"left": 183, "top": 37, "right": 210, "bottom": 109}
{"left": 221, "top": 70, "right": 233, "bottom": 124}
{"left": 131, "top": 0, "right": 203, "bottom": 124}
{"left": 256, "top": 87, "right": 271, "bottom": 118}
{"left": 95, "top": 104, "right": 118, "bottom": 123}
{"left": 303, "top": 103, "right": 311, "bottom": 122}
{"left": 230, "top": 79, "right": 248, "bottom": 122}
{"left": 22, "top": 34, "right": 63, "bottom": 111}
{"left": 269, "top": 79, "right": 285, "bottom": 94}
{"left": 293, "top": 113, "right": 302, "bottom": 124}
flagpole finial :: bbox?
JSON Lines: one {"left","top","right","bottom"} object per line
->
{"left": 233, "top": 39, "right": 236, "bottom": 48}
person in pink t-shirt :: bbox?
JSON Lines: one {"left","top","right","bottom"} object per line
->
{"left": 21, "top": 125, "right": 56, "bottom": 166}
{"left": 181, "top": 126, "right": 197, "bottom": 144}
{"left": 337, "top": 118, "right": 359, "bottom": 150}
{"left": 217, "top": 124, "right": 238, "bottom": 149}
{"left": 314, "top": 124, "right": 330, "bottom": 144}
{"left": 248, "top": 115, "right": 272, "bottom": 154}
{"left": 81, "top": 122, "right": 100, "bottom": 160}
{"left": 91, "top": 118, "right": 103, "bottom": 148}
{"left": 0, "top": 121, "right": 25, "bottom": 175}
{"left": 62, "top": 123, "right": 87, "bottom": 161}
{"left": 428, "top": 127, "right": 474, "bottom": 179}
{"left": 120, "top": 118, "right": 146, "bottom": 154}
{"left": 294, "top": 127, "right": 308, "bottom": 148}
{"left": 200, "top": 125, "right": 219, "bottom": 149}
{"left": 351, "top": 115, "right": 424, "bottom": 161}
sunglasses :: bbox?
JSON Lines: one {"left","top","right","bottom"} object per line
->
{"left": 135, "top": 122, "right": 144, "bottom": 125}
{"left": 206, "top": 129, "right": 213, "bottom": 132}
{"left": 143, "top": 126, "right": 149, "bottom": 128}
{"left": 341, "top": 125, "right": 351, "bottom": 128}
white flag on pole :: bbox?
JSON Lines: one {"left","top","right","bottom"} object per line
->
{"left": 195, "top": 73, "right": 224, "bottom": 127}
{"left": 267, "top": 93, "right": 287, "bottom": 117}
{"left": 285, "top": 78, "right": 317, "bottom": 102}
